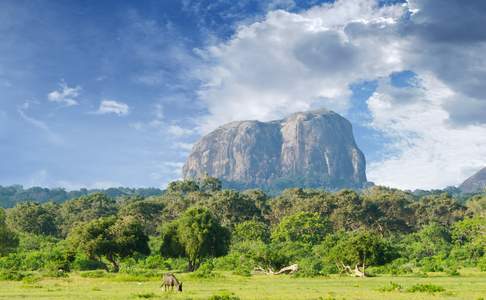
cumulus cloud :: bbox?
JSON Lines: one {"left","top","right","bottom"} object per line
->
{"left": 47, "top": 81, "right": 81, "bottom": 106}
{"left": 194, "top": 0, "right": 405, "bottom": 131}
{"left": 367, "top": 73, "right": 486, "bottom": 189}
{"left": 193, "top": 0, "right": 486, "bottom": 188}
{"left": 403, "top": 0, "right": 486, "bottom": 126}
{"left": 97, "top": 100, "right": 130, "bottom": 116}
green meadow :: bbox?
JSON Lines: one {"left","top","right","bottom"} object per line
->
{"left": 1, "top": 270, "right": 485, "bottom": 300}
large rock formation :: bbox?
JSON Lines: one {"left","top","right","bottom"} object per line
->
{"left": 183, "top": 109, "right": 368, "bottom": 190}
{"left": 459, "top": 167, "right": 486, "bottom": 193}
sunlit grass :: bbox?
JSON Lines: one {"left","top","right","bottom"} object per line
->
{"left": 0, "top": 269, "right": 485, "bottom": 299}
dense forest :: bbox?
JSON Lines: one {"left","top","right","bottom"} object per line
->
{"left": 0, "top": 185, "right": 163, "bottom": 208}
{"left": 0, "top": 177, "right": 485, "bottom": 281}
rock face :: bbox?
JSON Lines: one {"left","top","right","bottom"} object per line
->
{"left": 183, "top": 109, "right": 368, "bottom": 190}
{"left": 459, "top": 167, "right": 486, "bottom": 193}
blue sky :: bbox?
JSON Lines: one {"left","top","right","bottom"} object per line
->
{"left": 1, "top": 0, "right": 486, "bottom": 190}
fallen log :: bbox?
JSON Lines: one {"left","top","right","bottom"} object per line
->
{"left": 274, "top": 264, "right": 299, "bottom": 275}
{"left": 255, "top": 264, "right": 299, "bottom": 275}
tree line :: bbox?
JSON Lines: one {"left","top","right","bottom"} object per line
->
{"left": 0, "top": 185, "right": 163, "bottom": 208}
{"left": 0, "top": 177, "right": 485, "bottom": 279}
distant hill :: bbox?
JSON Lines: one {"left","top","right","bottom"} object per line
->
{"left": 183, "top": 109, "right": 368, "bottom": 192}
{"left": 459, "top": 167, "right": 486, "bottom": 194}
{"left": 0, "top": 185, "right": 163, "bottom": 208}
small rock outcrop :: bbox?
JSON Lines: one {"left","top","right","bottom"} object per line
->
{"left": 459, "top": 167, "right": 486, "bottom": 193}
{"left": 183, "top": 109, "right": 368, "bottom": 190}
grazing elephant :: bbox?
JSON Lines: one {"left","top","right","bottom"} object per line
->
{"left": 161, "top": 273, "right": 183, "bottom": 292}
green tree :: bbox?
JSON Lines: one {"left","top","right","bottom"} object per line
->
{"left": 242, "top": 189, "right": 271, "bottom": 219}
{"left": 118, "top": 198, "right": 165, "bottom": 235}
{"left": 176, "top": 208, "right": 230, "bottom": 271}
{"left": 59, "top": 193, "right": 117, "bottom": 236}
{"left": 6, "top": 202, "right": 59, "bottom": 236}
{"left": 161, "top": 183, "right": 209, "bottom": 221}
{"left": 451, "top": 217, "right": 486, "bottom": 262}
{"left": 68, "top": 216, "right": 149, "bottom": 272}
{"left": 272, "top": 212, "right": 330, "bottom": 245}
{"left": 466, "top": 195, "right": 486, "bottom": 217}
{"left": 362, "top": 186, "right": 414, "bottom": 234}
{"left": 0, "top": 208, "right": 19, "bottom": 256}
{"left": 233, "top": 220, "right": 270, "bottom": 243}
{"left": 159, "top": 222, "right": 185, "bottom": 258}
{"left": 402, "top": 224, "right": 451, "bottom": 261}
{"left": 320, "top": 229, "right": 397, "bottom": 273}
{"left": 198, "top": 176, "right": 222, "bottom": 193}
{"left": 412, "top": 193, "right": 466, "bottom": 228}
{"left": 166, "top": 180, "right": 200, "bottom": 195}
{"left": 206, "top": 190, "right": 262, "bottom": 227}
{"left": 330, "top": 190, "right": 365, "bottom": 231}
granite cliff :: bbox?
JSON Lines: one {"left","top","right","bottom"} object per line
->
{"left": 459, "top": 167, "right": 486, "bottom": 193}
{"left": 183, "top": 109, "right": 368, "bottom": 190}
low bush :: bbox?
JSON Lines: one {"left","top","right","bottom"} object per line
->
{"left": 208, "top": 293, "right": 240, "bottom": 300}
{"left": 138, "top": 255, "right": 170, "bottom": 270}
{"left": 369, "top": 258, "right": 414, "bottom": 275}
{"left": 378, "top": 281, "right": 403, "bottom": 292}
{"left": 192, "top": 260, "right": 218, "bottom": 278}
{"left": 0, "top": 270, "right": 30, "bottom": 281}
{"left": 233, "top": 262, "right": 253, "bottom": 277}
{"left": 478, "top": 256, "right": 486, "bottom": 272}
{"left": 406, "top": 283, "right": 445, "bottom": 293}
{"left": 71, "top": 254, "right": 106, "bottom": 271}
{"left": 294, "top": 257, "right": 323, "bottom": 277}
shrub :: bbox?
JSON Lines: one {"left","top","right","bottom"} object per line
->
{"left": 192, "top": 260, "right": 217, "bottom": 278}
{"left": 0, "top": 270, "right": 30, "bottom": 281}
{"left": 140, "top": 255, "right": 170, "bottom": 270}
{"left": 406, "top": 284, "right": 445, "bottom": 293}
{"left": 214, "top": 254, "right": 239, "bottom": 271}
{"left": 378, "top": 281, "right": 403, "bottom": 292}
{"left": 168, "top": 257, "right": 189, "bottom": 271}
{"left": 419, "top": 256, "right": 445, "bottom": 272}
{"left": 71, "top": 254, "right": 107, "bottom": 271}
{"left": 368, "top": 258, "right": 414, "bottom": 275}
{"left": 294, "top": 257, "right": 323, "bottom": 277}
{"left": 478, "top": 256, "right": 486, "bottom": 271}
{"left": 0, "top": 253, "right": 22, "bottom": 271}
{"left": 233, "top": 262, "right": 253, "bottom": 277}
{"left": 208, "top": 293, "right": 240, "bottom": 300}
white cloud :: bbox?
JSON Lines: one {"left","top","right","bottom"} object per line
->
{"left": 194, "top": 0, "right": 405, "bottom": 132}
{"left": 97, "top": 100, "right": 130, "bottom": 116}
{"left": 167, "top": 125, "right": 194, "bottom": 137}
{"left": 192, "top": 0, "right": 486, "bottom": 189}
{"left": 367, "top": 73, "right": 486, "bottom": 189}
{"left": 47, "top": 81, "right": 81, "bottom": 106}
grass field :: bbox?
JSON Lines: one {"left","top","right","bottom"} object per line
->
{"left": 1, "top": 269, "right": 485, "bottom": 300}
